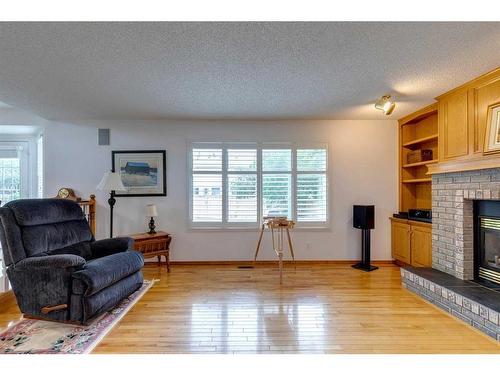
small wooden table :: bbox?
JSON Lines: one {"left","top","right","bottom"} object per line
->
{"left": 129, "top": 231, "right": 172, "bottom": 272}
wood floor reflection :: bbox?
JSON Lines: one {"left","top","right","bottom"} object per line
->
{"left": 1, "top": 263, "right": 500, "bottom": 353}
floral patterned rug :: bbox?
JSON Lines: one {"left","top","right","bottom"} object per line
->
{"left": 0, "top": 280, "right": 153, "bottom": 354}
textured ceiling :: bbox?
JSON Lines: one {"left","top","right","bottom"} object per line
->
{"left": 0, "top": 22, "right": 499, "bottom": 121}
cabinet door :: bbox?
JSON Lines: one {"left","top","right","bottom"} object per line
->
{"left": 472, "top": 77, "right": 500, "bottom": 154}
{"left": 410, "top": 225, "right": 432, "bottom": 267}
{"left": 438, "top": 90, "right": 469, "bottom": 161}
{"left": 391, "top": 221, "right": 411, "bottom": 264}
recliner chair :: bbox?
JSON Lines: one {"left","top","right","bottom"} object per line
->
{"left": 0, "top": 198, "right": 144, "bottom": 324}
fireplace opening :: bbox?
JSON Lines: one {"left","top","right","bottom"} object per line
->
{"left": 474, "top": 200, "right": 500, "bottom": 286}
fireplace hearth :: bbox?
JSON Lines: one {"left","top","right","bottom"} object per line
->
{"left": 474, "top": 200, "right": 500, "bottom": 286}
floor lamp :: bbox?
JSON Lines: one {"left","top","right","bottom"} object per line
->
{"left": 97, "top": 171, "right": 126, "bottom": 238}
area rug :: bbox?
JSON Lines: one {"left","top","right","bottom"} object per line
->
{"left": 0, "top": 280, "right": 154, "bottom": 354}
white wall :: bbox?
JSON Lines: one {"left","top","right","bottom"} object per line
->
{"left": 43, "top": 119, "right": 398, "bottom": 261}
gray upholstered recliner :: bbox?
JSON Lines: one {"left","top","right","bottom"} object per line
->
{"left": 0, "top": 198, "right": 144, "bottom": 324}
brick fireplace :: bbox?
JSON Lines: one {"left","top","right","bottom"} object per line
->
{"left": 431, "top": 168, "right": 500, "bottom": 280}
{"left": 401, "top": 167, "right": 500, "bottom": 341}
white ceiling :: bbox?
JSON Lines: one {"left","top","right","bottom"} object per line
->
{"left": 0, "top": 22, "right": 499, "bottom": 121}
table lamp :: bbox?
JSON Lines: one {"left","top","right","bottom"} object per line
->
{"left": 146, "top": 204, "right": 158, "bottom": 234}
{"left": 97, "top": 171, "right": 126, "bottom": 238}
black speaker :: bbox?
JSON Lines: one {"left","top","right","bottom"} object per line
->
{"left": 353, "top": 205, "right": 375, "bottom": 230}
{"left": 352, "top": 204, "right": 377, "bottom": 272}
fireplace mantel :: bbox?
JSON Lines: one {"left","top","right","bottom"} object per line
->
{"left": 427, "top": 156, "right": 500, "bottom": 175}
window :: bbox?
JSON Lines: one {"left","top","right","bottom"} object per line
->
{"left": 227, "top": 148, "right": 257, "bottom": 223}
{"left": 0, "top": 143, "right": 27, "bottom": 204}
{"left": 189, "top": 142, "right": 328, "bottom": 228}
{"left": 262, "top": 148, "right": 292, "bottom": 219}
{"left": 192, "top": 147, "right": 223, "bottom": 222}
{"left": 0, "top": 137, "right": 39, "bottom": 293}
{"left": 296, "top": 149, "right": 327, "bottom": 222}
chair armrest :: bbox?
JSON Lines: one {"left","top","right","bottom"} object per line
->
{"left": 72, "top": 251, "right": 144, "bottom": 296}
{"left": 90, "top": 237, "right": 134, "bottom": 258}
{"left": 15, "top": 254, "right": 86, "bottom": 270}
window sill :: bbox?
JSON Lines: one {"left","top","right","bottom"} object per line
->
{"left": 188, "top": 226, "right": 331, "bottom": 232}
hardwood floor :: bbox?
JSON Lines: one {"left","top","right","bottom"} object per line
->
{"left": 1, "top": 263, "right": 500, "bottom": 353}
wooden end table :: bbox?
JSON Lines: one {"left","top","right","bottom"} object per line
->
{"left": 129, "top": 231, "right": 172, "bottom": 272}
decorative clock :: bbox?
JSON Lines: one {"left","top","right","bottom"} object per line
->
{"left": 56, "top": 187, "right": 78, "bottom": 201}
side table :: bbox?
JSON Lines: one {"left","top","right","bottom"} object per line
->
{"left": 129, "top": 231, "right": 172, "bottom": 272}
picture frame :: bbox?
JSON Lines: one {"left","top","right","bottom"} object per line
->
{"left": 111, "top": 150, "right": 167, "bottom": 197}
{"left": 483, "top": 101, "right": 500, "bottom": 155}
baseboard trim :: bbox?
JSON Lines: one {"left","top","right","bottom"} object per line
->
{"left": 392, "top": 259, "right": 407, "bottom": 267}
{"left": 162, "top": 260, "right": 396, "bottom": 266}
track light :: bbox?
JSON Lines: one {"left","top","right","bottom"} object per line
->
{"left": 375, "top": 95, "right": 396, "bottom": 115}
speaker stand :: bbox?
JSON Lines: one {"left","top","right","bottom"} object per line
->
{"left": 352, "top": 229, "right": 378, "bottom": 272}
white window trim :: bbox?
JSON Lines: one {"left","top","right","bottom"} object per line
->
{"left": 188, "top": 141, "right": 329, "bottom": 230}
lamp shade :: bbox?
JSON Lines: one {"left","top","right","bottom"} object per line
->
{"left": 96, "top": 171, "right": 126, "bottom": 192}
{"left": 146, "top": 204, "right": 158, "bottom": 217}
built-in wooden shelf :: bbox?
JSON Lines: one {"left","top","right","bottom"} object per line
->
{"left": 403, "top": 159, "right": 438, "bottom": 168}
{"left": 398, "top": 103, "right": 438, "bottom": 213}
{"left": 402, "top": 134, "right": 438, "bottom": 148}
{"left": 402, "top": 178, "right": 432, "bottom": 184}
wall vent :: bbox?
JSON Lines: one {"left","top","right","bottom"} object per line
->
{"left": 98, "top": 129, "right": 110, "bottom": 146}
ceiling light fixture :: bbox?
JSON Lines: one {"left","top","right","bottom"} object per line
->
{"left": 375, "top": 95, "right": 396, "bottom": 115}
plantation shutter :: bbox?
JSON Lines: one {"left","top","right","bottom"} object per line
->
{"left": 227, "top": 149, "right": 257, "bottom": 223}
{"left": 192, "top": 147, "right": 223, "bottom": 222}
{"left": 262, "top": 148, "right": 292, "bottom": 219}
{"left": 296, "top": 149, "right": 327, "bottom": 222}
{"left": 192, "top": 148, "right": 222, "bottom": 171}
{"left": 190, "top": 143, "right": 328, "bottom": 228}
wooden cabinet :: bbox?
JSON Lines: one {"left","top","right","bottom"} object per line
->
{"left": 390, "top": 218, "right": 432, "bottom": 267}
{"left": 410, "top": 224, "right": 432, "bottom": 267}
{"left": 438, "top": 89, "right": 469, "bottom": 161}
{"left": 391, "top": 220, "right": 411, "bottom": 264}
{"left": 430, "top": 67, "right": 500, "bottom": 173}
{"left": 471, "top": 76, "right": 500, "bottom": 155}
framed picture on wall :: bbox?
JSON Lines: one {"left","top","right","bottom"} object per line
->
{"left": 483, "top": 102, "right": 500, "bottom": 155}
{"left": 112, "top": 150, "right": 167, "bottom": 197}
